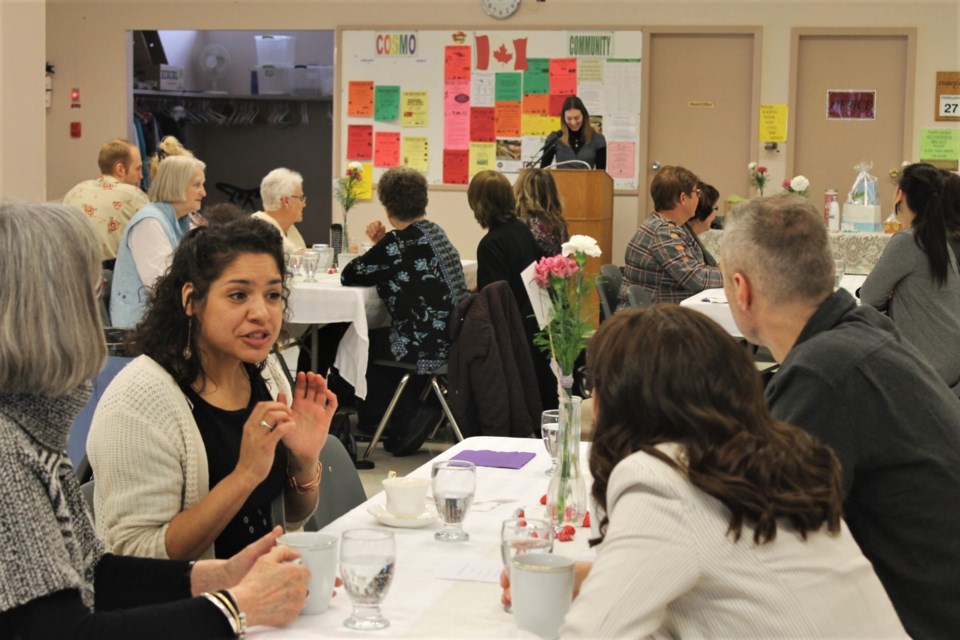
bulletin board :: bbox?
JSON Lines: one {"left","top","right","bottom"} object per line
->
{"left": 337, "top": 29, "right": 643, "bottom": 191}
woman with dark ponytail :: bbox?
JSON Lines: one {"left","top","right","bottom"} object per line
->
{"left": 862, "top": 162, "right": 960, "bottom": 391}
{"left": 554, "top": 307, "right": 904, "bottom": 638}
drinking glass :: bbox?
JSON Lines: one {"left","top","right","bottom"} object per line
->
{"left": 432, "top": 460, "right": 476, "bottom": 542}
{"left": 834, "top": 258, "right": 846, "bottom": 290}
{"left": 340, "top": 528, "right": 395, "bottom": 630}
{"left": 301, "top": 251, "right": 320, "bottom": 283}
{"left": 541, "top": 409, "right": 560, "bottom": 476}
{"left": 500, "top": 518, "right": 554, "bottom": 612}
{"left": 286, "top": 251, "right": 302, "bottom": 278}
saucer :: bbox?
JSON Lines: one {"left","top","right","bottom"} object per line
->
{"left": 367, "top": 504, "right": 438, "bottom": 529}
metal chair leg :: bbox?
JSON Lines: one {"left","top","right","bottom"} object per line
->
{"left": 430, "top": 376, "right": 464, "bottom": 442}
{"left": 363, "top": 372, "right": 412, "bottom": 460}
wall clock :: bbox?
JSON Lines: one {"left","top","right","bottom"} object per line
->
{"left": 480, "top": 0, "right": 521, "bottom": 20}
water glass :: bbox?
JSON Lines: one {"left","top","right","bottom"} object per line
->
{"left": 285, "top": 251, "right": 302, "bottom": 278}
{"left": 500, "top": 518, "right": 554, "bottom": 613}
{"left": 340, "top": 528, "right": 395, "bottom": 630}
{"left": 432, "top": 460, "right": 476, "bottom": 542}
{"left": 834, "top": 258, "right": 846, "bottom": 290}
{"left": 541, "top": 410, "right": 560, "bottom": 476}
{"left": 302, "top": 251, "right": 320, "bottom": 283}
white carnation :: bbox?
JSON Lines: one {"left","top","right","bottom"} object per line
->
{"left": 790, "top": 175, "right": 810, "bottom": 192}
{"left": 747, "top": 162, "right": 757, "bottom": 171}
{"left": 562, "top": 234, "right": 602, "bottom": 258}
{"left": 348, "top": 161, "right": 363, "bottom": 171}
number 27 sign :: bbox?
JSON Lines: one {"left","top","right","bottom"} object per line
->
{"left": 936, "top": 72, "right": 960, "bottom": 122}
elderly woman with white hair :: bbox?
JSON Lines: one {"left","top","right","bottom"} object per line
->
{"left": 110, "top": 153, "right": 207, "bottom": 328}
{"left": 253, "top": 168, "right": 307, "bottom": 253}
{"left": 0, "top": 201, "right": 310, "bottom": 639}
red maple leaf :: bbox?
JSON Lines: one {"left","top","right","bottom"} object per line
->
{"left": 493, "top": 44, "right": 513, "bottom": 65}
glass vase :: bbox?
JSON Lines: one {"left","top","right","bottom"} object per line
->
{"left": 546, "top": 391, "right": 587, "bottom": 526}
{"left": 341, "top": 209, "right": 351, "bottom": 255}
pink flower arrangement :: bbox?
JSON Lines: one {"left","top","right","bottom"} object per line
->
{"left": 534, "top": 255, "right": 579, "bottom": 288}
{"left": 748, "top": 162, "right": 768, "bottom": 196}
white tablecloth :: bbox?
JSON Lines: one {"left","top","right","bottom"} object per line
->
{"left": 286, "top": 260, "right": 478, "bottom": 399}
{"left": 254, "top": 436, "right": 595, "bottom": 639}
{"left": 680, "top": 274, "right": 867, "bottom": 338}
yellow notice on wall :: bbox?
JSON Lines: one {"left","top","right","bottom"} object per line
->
{"left": 469, "top": 142, "right": 496, "bottom": 177}
{"left": 357, "top": 163, "right": 374, "bottom": 200}
{"left": 402, "top": 136, "right": 429, "bottom": 173}
{"left": 759, "top": 104, "right": 788, "bottom": 143}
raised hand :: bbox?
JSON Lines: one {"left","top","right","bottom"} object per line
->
{"left": 235, "top": 401, "right": 295, "bottom": 487}
{"left": 278, "top": 372, "right": 338, "bottom": 462}
{"left": 366, "top": 220, "right": 387, "bottom": 243}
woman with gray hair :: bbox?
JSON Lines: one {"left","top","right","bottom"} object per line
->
{"left": 110, "top": 153, "right": 207, "bottom": 329}
{"left": 0, "top": 201, "right": 309, "bottom": 639}
{"left": 253, "top": 167, "right": 307, "bottom": 253}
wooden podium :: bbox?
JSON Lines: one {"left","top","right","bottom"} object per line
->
{"left": 524, "top": 168, "right": 613, "bottom": 324}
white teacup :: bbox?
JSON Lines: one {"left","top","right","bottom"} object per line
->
{"left": 382, "top": 476, "right": 430, "bottom": 518}
{"left": 512, "top": 554, "right": 575, "bottom": 639}
{"left": 278, "top": 532, "right": 338, "bottom": 615}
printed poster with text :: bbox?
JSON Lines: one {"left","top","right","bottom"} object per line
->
{"left": 348, "top": 81, "right": 375, "bottom": 117}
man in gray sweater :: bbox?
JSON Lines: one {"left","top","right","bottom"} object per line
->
{"left": 720, "top": 194, "right": 960, "bottom": 640}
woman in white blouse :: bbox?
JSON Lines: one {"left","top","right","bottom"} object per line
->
{"left": 557, "top": 306, "right": 905, "bottom": 638}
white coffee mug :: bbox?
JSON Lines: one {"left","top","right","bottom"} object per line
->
{"left": 382, "top": 476, "right": 430, "bottom": 517}
{"left": 278, "top": 532, "right": 338, "bottom": 615}
{"left": 511, "top": 554, "right": 575, "bottom": 639}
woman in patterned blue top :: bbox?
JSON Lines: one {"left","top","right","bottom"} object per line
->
{"left": 341, "top": 167, "right": 468, "bottom": 455}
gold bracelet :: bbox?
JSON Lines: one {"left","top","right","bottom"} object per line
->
{"left": 202, "top": 592, "right": 242, "bottom": 637}
{"left": 215, "top": 590, "right": 247, "bottom": 639}
{"left": 288, "top": 460, "right": 323, "bottom": 494}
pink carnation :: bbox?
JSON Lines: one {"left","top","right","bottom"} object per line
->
{"left": 782, "top": 178, "right": 792, "bottom": 189}
{"left": 757, "top": 166, "right": 767, "bottom": 174}
{"left": 534, "top": 255, "right": 579, "bottom": 288}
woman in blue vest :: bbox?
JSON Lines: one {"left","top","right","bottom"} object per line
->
{"left": 110, "top": 153, "right": 206, "bottom": 328}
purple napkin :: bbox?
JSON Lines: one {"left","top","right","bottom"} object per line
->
{"left": 451, "top": 449, "right": 536, "bottom": 470}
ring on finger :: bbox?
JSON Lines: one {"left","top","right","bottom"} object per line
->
{"left": 260, "top": 419, "right": 276, "bottom": 432}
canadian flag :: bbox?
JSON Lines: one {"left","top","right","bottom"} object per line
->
{"left": 475, "top": 35, "right": 528, "bottom": 71}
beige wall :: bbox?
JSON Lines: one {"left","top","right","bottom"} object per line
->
{"left": 1, "top": 0, "right": 46, "bottom": 200}
{"left": 35, "top": 0, "right": 960, "bottom": 261}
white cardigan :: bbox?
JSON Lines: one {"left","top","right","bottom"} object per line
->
{"left": 87, "top": 354, "right": 307, "bottom": 560}
{"left": 561, "top": 445, "right": 906, "bottom": 639}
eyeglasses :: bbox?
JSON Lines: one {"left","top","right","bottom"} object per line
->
{"left": 289, "top": 194, "right": 307, "bottom": 204}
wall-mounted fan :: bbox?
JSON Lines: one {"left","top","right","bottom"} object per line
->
{"left": 197, "top": 44, "right": 230, "bottom": 94}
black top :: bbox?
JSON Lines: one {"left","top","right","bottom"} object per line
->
{"left": 477, "top": 217, "right": 544, "bottom": 336}
{"left": 1, "top": 554, "right": 233, "bottom": 639}
{"left": 540, "top": 129, "right": 607, "bottom": 170}
{"left": 765, "top": 289, "right": 960, "bottom": 640}
{"left": 182, "top": 364, "right": 287, "bottom": 559}
{"left": 341, "top": 219, "right": 468, "bottom": 372}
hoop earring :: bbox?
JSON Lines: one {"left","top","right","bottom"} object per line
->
{"left": 183, "top": 317, "right": 194, "bottom": 360}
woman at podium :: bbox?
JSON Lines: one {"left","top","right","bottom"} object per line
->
{"left": 539, "top": 96, "right": 607, "bottom": 170}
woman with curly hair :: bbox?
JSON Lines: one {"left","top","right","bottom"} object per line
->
{"left": 546, "top": 307, "right": 903, "bottom": 637}
{"left": 514, "top": 168, "right": 568, "bottom": 257}
{"left": 90, "top": 217, "right": 337, "bottom": 561}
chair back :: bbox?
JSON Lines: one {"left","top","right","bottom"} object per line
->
{"left": 597, "top": 264, "right": 623, "bottom": 321}
{"left": 305, "top": 437, "right": 367, "bottom": 531}
{"left": 99, "top": 269, "right": 113, "bottom": 326}
{"left": 626, "top": 285, "right": 653, "bottom": 309}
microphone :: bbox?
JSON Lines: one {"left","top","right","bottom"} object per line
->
{"left": 541, "top": 130, "right": 562, "bottom": 153}
{"left": 524, "top": 130, "right": 563, "bottom": 168}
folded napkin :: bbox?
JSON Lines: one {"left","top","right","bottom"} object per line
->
{"left": 450, "top": 449, "right": 536, "bottom": 470}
